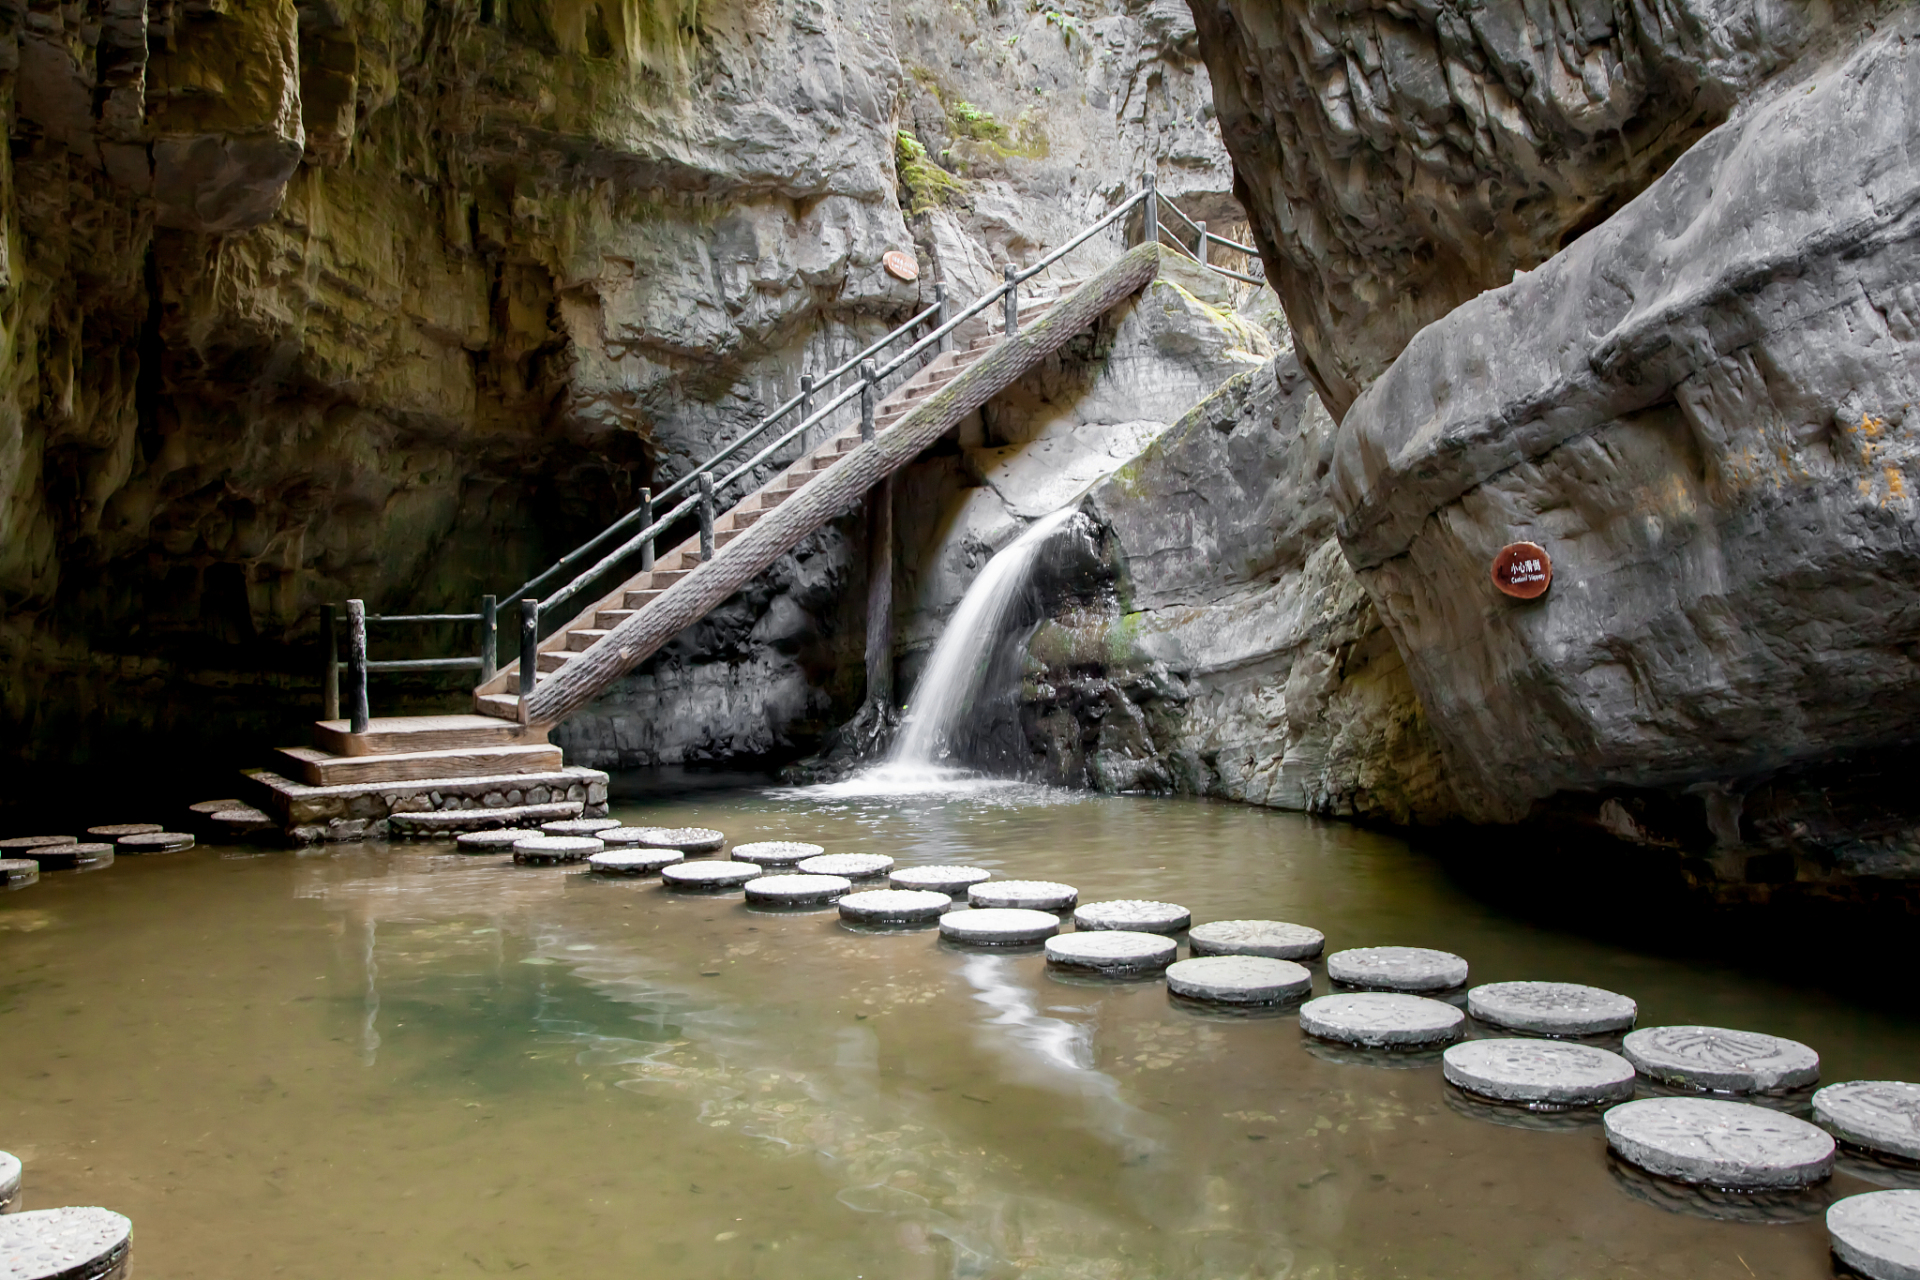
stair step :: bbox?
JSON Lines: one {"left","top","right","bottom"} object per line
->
{"left": 311, "top": 713, "right": 546, "bottom": 758}
{"left": 566, "top": 629, "right": 611, "bottom": 652}
{"left": 276, "top": 742, "right": 564, "bottom": 786}
{"left": 537, "top": 650, "right": 576, "bottom": 673}
{"left": 595, "top": 608, "right": 637, "bottom": 629}
{"left": 653, "top": 569, "right": 691, "bottom": 586}
{"left": 475, "top": 693, "right": 522, "bottom": 720}
{"left": 622, "top": 588, "right": 663, "bottom": 609}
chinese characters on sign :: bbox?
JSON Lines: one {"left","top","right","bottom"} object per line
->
{"left": 882, "top": 250, "right": 920, "bottom": 282}
{"left": 1491, "top": 541, "right": 1553, "bottom": 600}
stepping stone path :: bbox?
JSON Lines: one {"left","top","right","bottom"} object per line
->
{"left": 624, "top": 828, "right": 727, "bottom": 855}
{"left": 744, "top": 874, "right": 850, "bottom": 905}
{"left": 660, "top": 861, "right": 761, "bottom": 891}
{"left": 85, "top": 825, "right": 159, "bottom": 838}
{"left": 1468, "top": 981, "right": 1638, "bottom": 1036}
{"left": 588, "top": 849, "right": 687, "bottom": 876}
{"left": 114, "top": 832, "right": 193, "bottom": 854}
{"left": 839, "top": 889, "right": 951, "bottom": 924}
{"left": 0, "top": 1206, "right": 132, "bottom": 1279}
{"left": 939, "top": 908, "right": 1060, "bottom": 946}
{"left": 797, "top": 854, "right": 894, "bottom": 880}
{"left": 890, "top": 865, "right": 991, "bottom": 895}
{"left": 1046, "top": 931, "right": 1177, "bottom": 974}
{"left": 541, "top": 818, "right": 622, "bottom": 837}
{"left": 455, "top": 829, "right": 540, "bottom": 852}
{"left": 511, "top": 836, "right": 602, "bottom": 865}
{"left": 1443, "top": 1039, "right": 1637, "bottom": 1108}
{"left": 0, "top": 859, "right": 38, "bottom": 890}
{"left": 1815, "top": 1081, "right": 1920, "bottom": 1162}
{"left": 1187, "top": 919, "right": 1324, "bottom": 960}
{"left": 1, "top": 1149, "right": 18, "bottom": 1211}
{"left": 967, "top": 880, "right": 1077, "bottom": 911}
{"left": 1829, "top": 1190, "right": 1920, "bottom": 1280}
{"left": 31, "top": 844, "right": 114, "bottom": 872}
{"left": 1300, "top": 993, "right": 1466, "bottom": 1048}
{"left": 1168, "top": 956, "right": 1312, "bottom": 1005}
{"left": 730, "top": 841, "right": 825, "bottom": 867}
{"left": 1327, "top": 946, "right": 1468, "bottom": 992}
{"left": 0, "top": 837, "right": 74, "bottom": 852}
{"left": 1604, "top": 1097, "right": 1834, "bottom": 1189}
{"left": 1622, "top": 1025, "right": 1821, "bottom": 1094}
{"left": 1072, "top": 900, "right": 1190, "bottom": 934}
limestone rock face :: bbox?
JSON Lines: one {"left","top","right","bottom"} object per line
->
{"left": 1183, "top": 0, "right": 1880, "bottom": 417}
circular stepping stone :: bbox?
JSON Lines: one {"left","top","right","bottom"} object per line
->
{"left": 1468, "top": 981, "right": 1638, "bottom": 1036}
{"left": 1604, "top": 1097, "right": 1834, "bottom": 1189}
{"left": 730, "top": 841, "right": 825, "bottom": 867}
{"left": 1622, "top": 1025, "right": 1821, "bottom": 1093}
{"left": 540, "top": 818, "right": 621, "bottom": 837}
{"left": 890, "top": 865, "right": 991, "bottom": 895}
{"left": 20, "top": 845, "right": 94, "bottom": 871}
{"left": 967, "top": 879, "right": 1077, "bottom": 911}
{"left": 1168, "top": 956, "right": 1312, "bottom": 1005}
{"left": 1829, "top": 1190, "right": 1920, "bottom": 1280}
{"left": 1443, "top": 1039, "right": 1637, "bottom": 1108}
{"left": 587, "top": 849, "right": 687, "bottom": 876}
{"left": 939, "top": 908, "right": 1060, "bottom": 946}
{"left": 744, "top": 873, "right": 849, "bottom": 905}
{"left": 624, "top": 827, "right": 726, "bottom": 855}
{"left": 1300, "top": 992, "right": 1466, "bottom": 1048}
{"left": 0, "top": 1149, "right": 19, "bottom": 1211}
{"left": 63, "top": 844, "right": 115, "bottom": 869}
{"left": 0, "top": 1206, "right": 132, "bottom": 1278}
{"left": 455, "top": 828, "right": 540, "bottom": 852}
{"left": 188, "top": 799, "right": 243, "bottom": 816}
{"left": 1815, "top": 1081, "right": 1920, "bottom": 1162}
{"left": 510, "top": 835, "right": 602, "bottom": 865}
{"left": 1045, "top": 930, "right": 1177, "bottom": 974}
{"left": 85, "top": 824, "right": 159, "bottom": 838}
{"left": 1327, "top": 946, "right": 1468, "bottom": 992}
{"left": 114, "top": 832, "right": 193, "bottom": 854}
{"left": 660, "top": 860, "right": 761, "bottom": 891}
{"left": 1073, "top": 900, "right": 1190, "bottom": 934}
{"left": 839, "top": 889, "right": 950, "bottom": 924}
{"left": 797, "top": 853, "right": 894, "bottom": 879}
{"left": 0, "top": 836, "right": 74, "bottom": 851}
{"left": 1187, "top": 919, "right": 1324, "bottom": 960}
{"left": 0, "top": 859, "right": 38, "bottom": 890}
{"left": 208, "top": 807, "right": 275, "bottom": 836}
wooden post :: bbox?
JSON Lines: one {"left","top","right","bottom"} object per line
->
{"left": 345, "top": 599, "right": 370, "bottom": 734}
{"left": 859, "top": 360, "right": 876, "bottom": 442}
{"left": 321, "top": 603, "right": 340, "bottom": 721}
{"left": 864, "top": 476, "right": 894, "bottom": 711}
{"left": 1003, "top": 264, "right": 1018, "bottom": 336}
{"left": 1142, "top": 173, "right": 1157, "bottom": 248}
{"left": 698, "top": 473, "right": 715, "bottom": 560}
{"left": 479, "top": 594, "right": 498, "bottom": 683}
{"left": 518, "top": 599, "right": 538, "bottom": 716}
{"left": 1197, "top": 220, "right": 1208, "bottom": 269}
{"left": 934, "top": 284, "right": 949, "bottom": 355}
{"left": 638, "top": 488, "right": 654, "bottom": 572}
{"left": 799, "top": 373, "right": 814, "bottom": 448}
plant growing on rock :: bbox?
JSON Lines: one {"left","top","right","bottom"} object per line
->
{"left": 896, "top": 131, "right": 967, "bottom": 216}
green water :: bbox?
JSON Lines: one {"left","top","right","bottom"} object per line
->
{"left": 2, "top": 782, "right": 1914, "bottom": 1278}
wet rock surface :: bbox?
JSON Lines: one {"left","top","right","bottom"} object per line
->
{"left": 838, "top": 889, "right": 951, "bottom": 924}
{"left": 939, "top": 907, "right": 1061, "bottom": 946}
{"left": 1327, "top": 947, "right": 1467, "bottom": 994}
{"left": 1468, "top": 982, "right": 1638, "bottom": 1038}
{"left": 1816, "top": 1083, "right": 1920, "bottom": 1163}
{"left": 968, "top": 880, "right": 1078, "bottom": 911}
{"left": 1166, "top": 955, "right": 1310, "bottom": 1005}
{"left": 1829, "top": 1190, "right": 1920, "bottom": 1280}
{"left": 1622, "top": 1026, "right": 1821, "bottom": 1095}
{"left": 1071, "top": 900, "right": 1189, "bottom": 934}
{"left": 1442, "top": 1040, "right": 1636, "bottom": 1109}
{"left": 1299, "top": 993, "right": 1464, "bottom": 1048}
{"left": 660, "top": 861, "right": 762, "bottom": 891}
{"left": 1187, "top": 920, "right": 1323, "bottom": 960}
{"left": 0, "top": 1206, "right": 132, "bottom": 1279}
{"left": 1044, "top": 930, "right": 1177, "bottom": 973}
{"left": 746, "top": 874, "right": 853, "bottom": 905}
{"left": 890, "top": 865, "right": 991, "bottom": 895}
{"left": 1604, "top": 1098, "right": 1835, "bottom": 1190}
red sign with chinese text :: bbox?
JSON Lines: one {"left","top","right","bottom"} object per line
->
{"left": 1491, "top": 542, "right": 1552, "bottom": 599}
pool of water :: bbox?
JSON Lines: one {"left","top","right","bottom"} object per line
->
{"left": 3, "top": 780, "right": 1915, "bottom": 1278}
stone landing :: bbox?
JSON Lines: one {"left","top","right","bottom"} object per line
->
{"left": 243, "top": 765, "right": 611, "bottom": 843}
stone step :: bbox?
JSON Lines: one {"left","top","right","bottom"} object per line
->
{"left": 276, "top": 742, "right": 565, "bottom": 786}
{"left": 476, "top": 692, "right": 522, "bottom": 720}
{"left": 566, "top": 628, "right": 611, "bottom": 652}
{"left": 387, "top": 800, "right": 585, "bottom": 837}
{"left": 622, "top": 587, "right": 663, "bottom": 609}
{"left": 311, "top": 713, "right": 545, "bottom": 758}
{"left": 537, "top": 649, "right": 575, "bottom": 673}
{"left": 594, "top": 607, "right": 636, "bottom": 629}
{"left": 653, "top": 569, "right": 691, "bottom": 587}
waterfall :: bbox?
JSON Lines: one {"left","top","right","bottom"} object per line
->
{"left": 887, "top": 507, "right": 1080, "bottom": 774}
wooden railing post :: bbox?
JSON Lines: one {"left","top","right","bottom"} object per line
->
{"left": 479, "top": 594, "right": 498, "bottom": 683}
{"left": 1003, "top": 264, "right": 1018, "bottom": 336}
{"left": 518, "top": 599, "right": 538, "bottom": 713}
{"left": 1197, "top": 219, "right": 1208, "bottom": 269}
{"left": 637, "top": 487, "right": 654, "bottom": 572}
{"left": 698, "top": 473, "right": 716, "bottom": 560}
{"left": 321, "top": 603, "right": 340, "bottom": 721}
{"left": 345, "top": 599, "right": 370, "bottom": 734}
{"left": 934, "top": 284, "right": 949, "bottom": 355}
{"left": 1142, "top": 173, "right": 1157, "bottom": 248}
{"left": 859, "top": 360, "right": 877, "bottom": 442}
{"left": 799, "top": 373, "right": 815, "bottom": 448}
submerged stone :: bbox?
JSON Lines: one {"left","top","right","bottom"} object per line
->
{"left": 939, "top": 908, "right": 1061, "bottom": 946}
{"left": 454, "top": 828, "right": 540, "bottom": 852}
{"left": 744, "top": 873, "right": 850, "bottom": 904}
{"left": 0, "top": 1149, "right": 18, "bottom": 1211}
{"left": 1467, "top": 981, "right": 1638, "bottom": 1036}
{"left": 1327, "top": 946, "right": 1468, "bottom": 992}
{"left": 797, "top": 854, "right": 894, "bottom": 879}
{"left": 730, "top": 841, "right": 826, "bottom": 866}
{"left": 1815, "top": 1082, "right": 1920, "bottom": 1162}
{"left": 83, "top": 825, "right": 159, "bottom": 838}
{"left": 540, "top": 818, "right": 622, "bottom": 837}
{"left": 588, "top": 849, "right": 688, "bottom": 876}
{"left": 0, "top": 860, "right": 38, "bottom": 891}
{"left": 1300, "top": 993, "right": 1466, "bottom": 1047}
{"left": 1622, "top": 1025, "right": 1821, "bottom": 1093}
{"left": 623, "top": 827, "right": 727, "bottom": 855}
{"left": 0, "top": 1206, "right": 132, "bottom": 1279}
{"left": 1442, "top": 1039, "right": 1636, "bottom": 1108}
{"left": 889, "top": 865, "right": 991, "bottom": 895}
{"left": 967, "top": 880, "right": 1078, "bottom": 911}
{"left": 839, "top": 889, "right": 950, "bottom": 923}
{"left": 1604, "top": 1097, "right": 1834, "bottom": 1189}
{"left": 1167, "top": 956, "right": 1312, "bottom": 1005}
{"left": 510, "top": 835, "right": 603, "bottom": 865}
{"left": 1072, "top": 900, "right": 1191, "bottom": 934}
{"left": 1046, "top": 931, "right": 1178, "bottom": 973}
{"left": 1187, "top": 919, "right": 1324, "bottom": 959}
{"left": 113, "top": 833, "right": 193, "bottom": 854}
{"left": 660, "top": 861, "right": 761, "bottom": 891}
{"left": 1829, "top": 1190, "right": 1920, "bottom": 1280}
